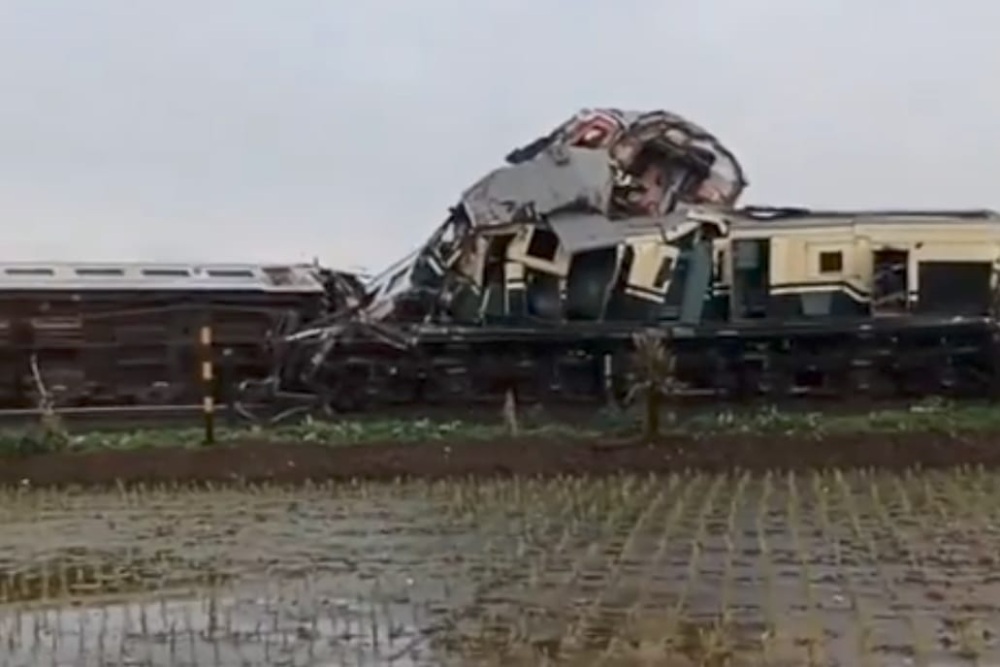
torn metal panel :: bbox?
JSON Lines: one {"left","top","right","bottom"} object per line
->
{"left": 546, "top": 214, "right": 626, "bottom": 253}
{"left": 493, "top": 108, "right": 747, "bottom": 223}
{"left": 505, "top": 108, "right": 626, "bottom": 164}
{"left": 611, "top": 211, "right": 689, "bottom": 242}
{"left": 545, "top": 209, "right": 727, "bottom": 256}
{"left": 460, "top": 147, "right": 615, "bottom": 228}
{"left": 615, "top": 109, "right": 746, "bottom": 199}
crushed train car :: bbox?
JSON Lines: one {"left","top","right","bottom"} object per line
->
{"left": 272, "top": 107, "right": 1000, "bottom": 410}
{"left": 0, "top": 261, "right": 364, "bottom": 410}
{"left": 360, "top": 108, "right": 748, "bottom": 326}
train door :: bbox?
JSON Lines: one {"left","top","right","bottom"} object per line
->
{"left": 565, "top": 246, "right": 623, "bottom": 321}
{"left": 730, "top": 239, "right": 770, "bottom": 319}
{"left": 504, "top": 226, "right": 571, "bottom": 320}
{"left": 604, "top": 238, "right": 679, "bottom": 321}
{"left": 871, "top": 247, "right": 910, "bottom": 316}
{"left": 913, "top": 242, "right": 995, "bottom": 315}
{"left": 480, "top": 235, "right": 514, "bottom": 321}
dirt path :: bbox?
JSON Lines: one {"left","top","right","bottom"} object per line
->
{"left": 1, "top": 430, "right": 999, "bottom": 487}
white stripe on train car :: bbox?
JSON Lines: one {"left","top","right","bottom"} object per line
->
{"left": 0, "top": 262, "right": 327, "bottom": 293}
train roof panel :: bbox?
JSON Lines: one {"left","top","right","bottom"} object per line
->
{"left": 0, "top": 262, "right": 327, "bottom": 292}
{"left": 730, "top": 206, "right": 1000, "bottom": 230}
{"left": 736, "top": 206, "right": 1000, "bottom": 221}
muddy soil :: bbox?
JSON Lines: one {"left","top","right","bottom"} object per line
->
{"left": 2, "top": 430, "right": 1000, "bottom": 487}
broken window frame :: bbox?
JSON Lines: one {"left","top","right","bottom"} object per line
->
{"left": 653, "top": 256, "right": 675, "bottom": 291}
{"left": 526, "top": 229, "right": 560, "bottom": 262}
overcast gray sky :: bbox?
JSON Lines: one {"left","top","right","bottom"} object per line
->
{"left": 1, "top": 1, "right": 998, "bottom": 272}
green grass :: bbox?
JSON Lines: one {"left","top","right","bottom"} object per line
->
{"left": 681, "top": 399, "right": 1000, "bottom": 437}
{"left": 3, "top": 398, "right": 1000, "bottom": 456}
{"left": 0, "top": 415, "right": 600, "bottom": 456}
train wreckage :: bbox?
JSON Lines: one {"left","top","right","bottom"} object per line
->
{"left": 5, "top": 107, "right": 999, "bottom": 415}
{"left": 264, "top": 108, "right": 1000, "bottom": 411}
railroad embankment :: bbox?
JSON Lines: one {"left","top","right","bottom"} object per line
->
{"left": 2, "top": 401, "right": 1000, "bottom": 486}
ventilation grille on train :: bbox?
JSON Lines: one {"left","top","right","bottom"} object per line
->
{"left": 30, "top": 317, "right": 84, "bottom": 346}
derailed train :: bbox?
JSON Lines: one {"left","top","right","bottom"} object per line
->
{"left": 270, "top": 108, "right": 1000, "bottom": 410}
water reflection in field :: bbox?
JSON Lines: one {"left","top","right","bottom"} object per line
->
{"left": 1, "top": 591, "right": 430, "bottom": 666}
{"left": 0, "top": 473, "right": 999, "bottom": 666}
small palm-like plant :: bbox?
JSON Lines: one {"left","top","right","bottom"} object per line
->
{"left": 626, "top": 329, "right": 678, "bottom": 440}
{"left": 28, "top": 354, "right": 70, "bottom": 452}
{"left": 502, "top": 388, "right": 519, "bottom": 437}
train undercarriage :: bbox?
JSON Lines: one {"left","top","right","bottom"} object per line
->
{"left": 266, "top": 315, "right": 1000, "bottom": 414}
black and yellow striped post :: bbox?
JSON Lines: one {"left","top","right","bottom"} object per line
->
{"left": 199, "top": 324, "right": 215, "bottom": 445}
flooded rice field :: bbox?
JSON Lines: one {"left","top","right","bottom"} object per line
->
{"left": 1, "top": 470, "right": 1000, "bottom": 666}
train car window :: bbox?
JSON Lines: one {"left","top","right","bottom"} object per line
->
{"left": 142, "top": 268, "right": 190, "bottom": 277}
{"left": 76, "top": 268, "right": 124, "bottom": 277}
{"left": 263, "top": 266, "right": 294, "bottom": 285}
{"left": 735, "top": 241, "right": 761, "bottom": 269}
{"left": 526, "top": 229, "right": 559, "bottom": 262}
{"left": 5, "top": 267, "right": 54, "bottom": 276}
{"left": 653, "top": 256, "right": 674, "bottom": 290}
{"left": 207, "top": 269, "right": 255, "bottom": 279}
{"left": 712, "top": 250, "right": 725, "bottom": 282}
{"left": 819, "top": 251, "right": 843, "bottom": 274}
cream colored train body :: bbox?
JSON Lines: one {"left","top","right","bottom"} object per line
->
{"left": 468, "top": 219, "right": 699, "bottom": 324}
{"left": 719, "top": 208, "right": 1000, "bottom": 321}
{"left": 467, "top": 207, "right": 1000, "bottom": 324}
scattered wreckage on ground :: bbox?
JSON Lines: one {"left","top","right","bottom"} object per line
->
{"left": 266, "top": 108, "right": 1000, "bottom": 412}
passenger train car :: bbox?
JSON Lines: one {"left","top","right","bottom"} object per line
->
{"left": 719, "top": 206, "right": 1000, "bottom": 322}
{"left": 0, "top": 261, "right": 358, "bottom": 409}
